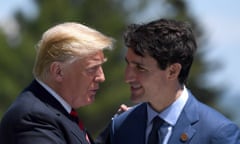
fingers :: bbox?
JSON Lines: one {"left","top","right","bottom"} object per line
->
{"left": 119, "top": 104, "right": 129, "bottom": 112}
{"left": 112, "top": 104, "right": 130, "bottom": 120}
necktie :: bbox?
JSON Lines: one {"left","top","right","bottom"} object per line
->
{"left": 70, "top": 109, "right": 91, "bottom": 143}
{"left": 147, "top": 116, "right": 164, "bottom": 144}
{"left": 70, "top": 108, "right": 84, "bottom": 130}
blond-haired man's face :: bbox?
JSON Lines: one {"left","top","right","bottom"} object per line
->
{"left": 60, "top": 51, "right": 106, "bottom": 108}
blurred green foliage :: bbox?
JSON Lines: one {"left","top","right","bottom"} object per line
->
{"left": 0, "top": 0, "right": 222, "bottom": 137}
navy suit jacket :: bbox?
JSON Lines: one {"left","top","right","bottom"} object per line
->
{"left": 0, "top": 80, "right": 92, "bottom": 144}
{"left": 108, "top": 91, "right": 240, "bottom": 144}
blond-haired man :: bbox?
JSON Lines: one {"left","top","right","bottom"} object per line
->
{"left": 0, "top": 22, "right": 114, "bottom": 144}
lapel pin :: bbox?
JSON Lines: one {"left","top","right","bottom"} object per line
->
{"left": 180, "top": 133, "right": 188, "bottom": 142}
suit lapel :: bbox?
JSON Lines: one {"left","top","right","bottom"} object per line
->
{"left": 66, "top": 117, "right": 90, "bottom": 144}
{"left": 168, "top": 92, "right": 199, "bottom": 144}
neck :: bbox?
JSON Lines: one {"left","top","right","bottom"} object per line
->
{"left": 149, "top": 84, "right": 184, "bottom": 113}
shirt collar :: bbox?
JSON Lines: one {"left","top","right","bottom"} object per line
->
{"left": 147, "top": 86, "right": 189, "bottom": 126}
{"left": 36, "top": 79, "right": 72, "bottom": 113}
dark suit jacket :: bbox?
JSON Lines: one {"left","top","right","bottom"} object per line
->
{"left": 108, "top": 91, "right": 240, "bottom": 144}
{"left": 0, "top": 80, "right": 92, "bottom": 144}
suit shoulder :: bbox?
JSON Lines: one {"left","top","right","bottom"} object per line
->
{"left": 196, "top": 101, "right": 240, "bottom": 142}
{"left": 198, "top": 101, "right": 231, "bottom": 122}
{"left": 1, "top": 91, "right": 59, "bottom": 128}
{"left": 113, "top": 103, "right": 146, "bottom": 120}
{"left": 111, "top": 103, "right": 147, "bottom": 129}
{"left": 188, "top": 96, "right": 238, "bottom": 130}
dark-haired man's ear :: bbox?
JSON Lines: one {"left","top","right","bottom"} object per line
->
{"left": 167, "top": 63, "right": 182, "bottom": 80}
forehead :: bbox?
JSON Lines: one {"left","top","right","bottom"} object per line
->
{"left": 84, "top": 51, "right": 104, "bottom": 61}
{"left": 125, "top": 48, "right": 157, "bottom": 66}
{"left": 75, "top": 51, "right": 106, "bottom": 66}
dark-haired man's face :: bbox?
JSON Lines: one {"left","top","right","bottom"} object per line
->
{"left": 124, "top": 48, "right": 172, "bottom": 105}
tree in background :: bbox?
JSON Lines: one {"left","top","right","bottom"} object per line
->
{"left": 0, "top": 0, "right": 223, "bottom": 137}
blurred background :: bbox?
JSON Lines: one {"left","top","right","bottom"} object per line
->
{"left": 0, "top": 0, "right": 239, "bottom": 137}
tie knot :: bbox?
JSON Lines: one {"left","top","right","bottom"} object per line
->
{"left": 70, "top": 108, "right": 78, "bottom": 118}
{"left": 152, "top": 116, "right": 164, "bottom": 129}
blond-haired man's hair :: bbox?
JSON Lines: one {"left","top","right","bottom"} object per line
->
{"left": 33, "top": 22, "right": 114, "bottom": 81}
